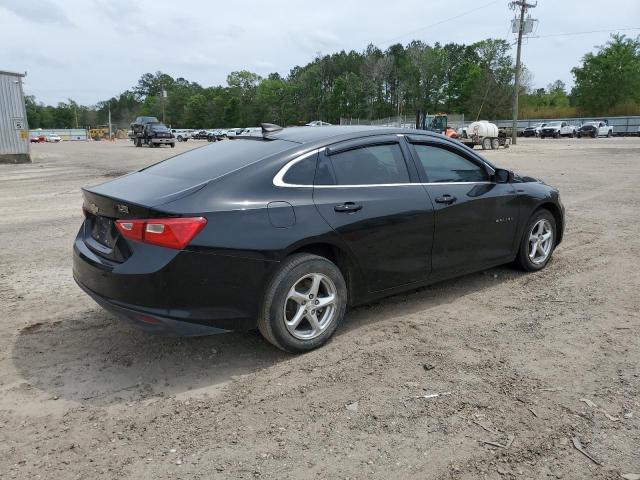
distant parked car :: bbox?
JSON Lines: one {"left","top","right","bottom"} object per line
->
{"left": 305, "top": 120, "right": 332, "bottom": 127}
{"left": 46, "top": 134, "right": 62, "bottom": 142}
{"left": 238, "top": 127, "right": 262, "bottom": 137}
{"left": 226, "top": 128, "right": 244, "bottom": 138}
{"left": 577, "top": 121, "right": 613, "bottom": 138}
{"left": 540, "top": 121, "right": 576, "bottom": 139}
{"left": 522, "top": 123, "right": 547, "bottom": 137}
{"left": 30, "top": 135, "right": 45, "bottom": 143}
{"left": 191, "top": 130, "right": 211, "bottom": 140}
{"left": 171, "top": 129, "right": 191, "bottom": 142}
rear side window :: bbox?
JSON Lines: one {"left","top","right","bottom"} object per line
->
{"left": 283, "top": 154, "right": 317, "bottom": 185}
{"left": 143, "top": 139, "right": 295, "bottom": 181}
{"left": 329, "top": 143, "right": 409, "bottom": 185}
{"left": 412, "top": 144, "right": 487, "bottom": 183}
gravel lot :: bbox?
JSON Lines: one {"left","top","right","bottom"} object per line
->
{"left": 1, "top": 137, "right": 639, "bottom": 479}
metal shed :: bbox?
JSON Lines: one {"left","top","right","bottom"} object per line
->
{"left": 0, "top": 70, "right": 31, "bottom": 164}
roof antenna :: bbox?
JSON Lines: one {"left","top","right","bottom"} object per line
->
{"left": 261, "top": 123, "right": 283, "bottom": 137}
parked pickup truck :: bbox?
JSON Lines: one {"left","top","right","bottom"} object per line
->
{"left": 130, "top": 116, "right": 175, "bottom": 148}
{"left": 540, "top": 121, "right": 577, "bottom": 138}
{"left": 577, "top": 121, "right": 613, "bottom": 138}
{"left": 170, "top": 129, "right": 192, "bottom": 142}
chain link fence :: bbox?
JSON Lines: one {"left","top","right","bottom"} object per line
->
{"left": 342, "top": 114, "right": 640, "bottom": 136}
{"left": 340, "top": 114, "right": 466, "bottom": 130}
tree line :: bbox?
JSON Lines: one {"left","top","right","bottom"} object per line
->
{"left": 25, "top": 34, "right": 640, "bottom": 130}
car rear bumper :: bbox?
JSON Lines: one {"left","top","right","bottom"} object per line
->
{"left": 73, "top": 226, "right": 275, "bottom": 335}
{"left": 74, "top": 278, "right": 229, "bottom": 336}
{"left": 151, "top": 138, "right": 174, "bottom": 144}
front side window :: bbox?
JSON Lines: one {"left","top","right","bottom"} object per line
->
{"left": 329, "top": 143, "right": 409, "bottom": 185}
{"left": 412, "top": 144, "right": 487, "bottom": 183}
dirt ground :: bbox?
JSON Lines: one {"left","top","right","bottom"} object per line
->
{"left": 0, "top": 136, "right": 639, "bottom": 479}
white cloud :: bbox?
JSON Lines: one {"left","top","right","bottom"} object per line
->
{"left": 1, "top": 0, "right": 638, "bottom": 104}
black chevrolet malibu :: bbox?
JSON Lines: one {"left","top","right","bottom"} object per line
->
{"left": 74, "top": 125, "right": 564, "bottom": 352}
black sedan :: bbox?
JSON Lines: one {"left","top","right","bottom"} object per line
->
{"left": 73, "top": 125, "right": 564, "bottom": 352}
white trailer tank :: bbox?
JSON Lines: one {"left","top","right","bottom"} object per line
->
{"left": 460, "top": 120, "right": 510, "bottom": 150}
{"left": 468, "top": 120, "right": 499, "bottom": 138}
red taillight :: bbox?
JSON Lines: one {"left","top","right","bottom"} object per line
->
{"left": 115, "top": 217, "right": 207, "bottom": 250}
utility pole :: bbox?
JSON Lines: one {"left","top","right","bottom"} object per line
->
{"left": 108, "top": 102, "right": 112, "bottom": 140}
{"left": 509, "top": 0, "right": 536, "bottom": 145}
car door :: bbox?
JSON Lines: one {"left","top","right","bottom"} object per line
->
{"left": 406, "top": 137, "right": 519, "bottom": 276}
{"left": 313, "top": 136, "right": 435, "bottom": 292}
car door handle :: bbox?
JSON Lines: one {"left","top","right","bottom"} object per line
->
{"left": 334, "top": 202, "right": 362, "bottom": 213}
{"left": 434, "top": 195, "right": 457, "bottom": 205}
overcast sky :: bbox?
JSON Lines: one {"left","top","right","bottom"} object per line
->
{"left": 1, "top": 0, "right": 639, "bottom": 105}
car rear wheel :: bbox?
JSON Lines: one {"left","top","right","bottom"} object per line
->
{"left": 258, "top": 254, "right": 347, "bottom": 353}
{"left": 515, "top": 209, "right": 556, "bottom": 272}
{"left": 607, "top": 130, "right": 613, "bottom": 137}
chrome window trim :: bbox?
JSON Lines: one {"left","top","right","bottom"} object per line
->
{"left": 272, "top": 145, "right": 495, "bottom": 188}
{"left": 273, "top": 149, "right": 321, "bottom": 188}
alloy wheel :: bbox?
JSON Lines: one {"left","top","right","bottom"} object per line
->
{"left": 283, "top": 273, "right": 338, "bottom": 340}
{"left": 528, "top": 219, "right": 553, "bottom": 264}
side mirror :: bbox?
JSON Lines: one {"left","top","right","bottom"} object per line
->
{"left": 493, "top": 168, "right": 512, "bottom": 183}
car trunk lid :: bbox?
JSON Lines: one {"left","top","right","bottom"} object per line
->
{"left": 81, "top": 171, "right": 209, "bottom": 262}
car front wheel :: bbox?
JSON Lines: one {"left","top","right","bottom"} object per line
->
{"left": 258, "top": 254, "right": 347, "bottom": 353}
{"left": 516, "top": 209, "right": 556, "bottom": 271}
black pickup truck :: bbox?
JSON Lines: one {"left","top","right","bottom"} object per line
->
{"left": 130, "top": 116, "right": 175, "bottom": 148}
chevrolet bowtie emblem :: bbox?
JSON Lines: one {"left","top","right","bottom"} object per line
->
{"left": 115, "top": 204, "right": 129, "bottom": 214}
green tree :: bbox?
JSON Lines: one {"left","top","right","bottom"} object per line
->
{"left": 571, "top": 34, "right": 640, "bottom": 114}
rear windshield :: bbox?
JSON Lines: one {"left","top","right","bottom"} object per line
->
{"left": 142, "top": 139, "right": 297, "bottom": 180}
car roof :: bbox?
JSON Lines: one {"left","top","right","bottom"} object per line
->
{"left": 266, "top": 125, "right": 441, "bottom": 144}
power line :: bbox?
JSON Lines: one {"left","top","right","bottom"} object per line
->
{"left": 531, "top": 27, "right": 640, "bottom": 38}
{"left": 379, "top": 0, "right": 501, "bottom": 47}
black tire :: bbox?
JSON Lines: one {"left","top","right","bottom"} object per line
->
{"left": 554, "top": 131, "right": 560, "bottom": 139}
{"left": 607, "top": 130, "right": 612, "bottom": 138}
{"left": 170, "top": 143, "right": 175, "bottom": 148}
{"left": 515, "top": 209, "right": 557, "bottom": 272}
{"left": 540, "top": 135, "right": 545, "bottom": 139}
{"left": 577, "top": 133, "right": 582, "bottom": 138}
{"left": 258, "top": 254, "right": 347, "bottom": 353}
{"left": 135, "top": 138, "right": 142, "bottom": 147}
{"left": 592, "top": 131, "right": 597, "bottom": 138}
{"left": 491, "top": 138, "right": 500, "bottom": 150}
{"left": 177, "top": 136, "right": 183, "bottom": 142}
